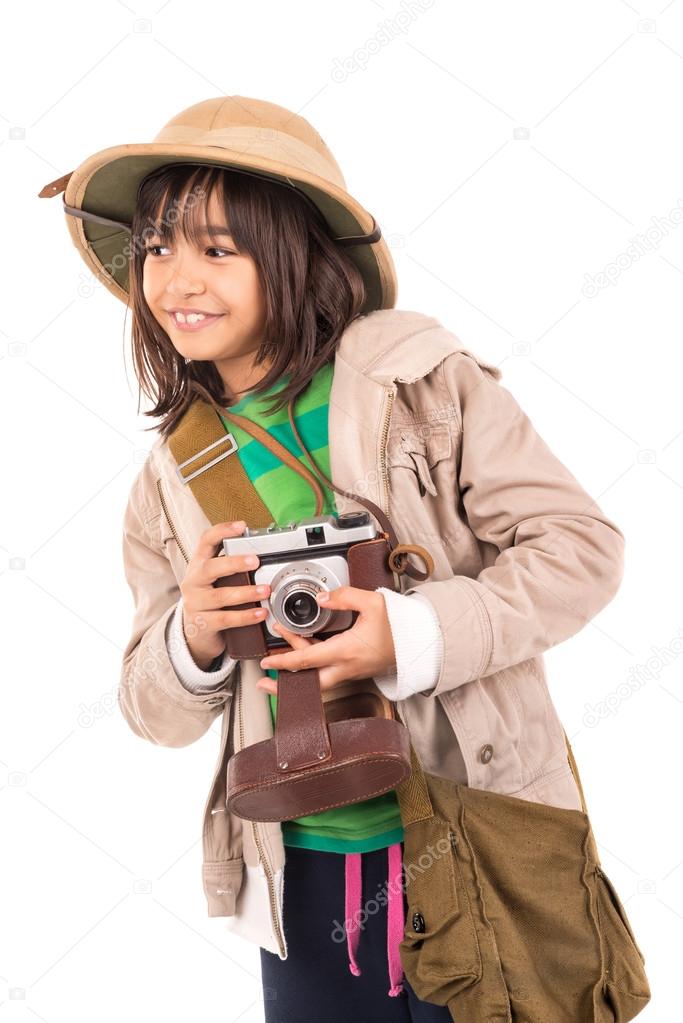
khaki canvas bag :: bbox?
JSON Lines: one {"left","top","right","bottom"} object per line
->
{"left": 394, "top": 729, "right": 652, "bottom": 1022}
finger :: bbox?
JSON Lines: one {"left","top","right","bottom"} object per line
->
{"left": 255, "top": 674, "right": 278, "bottom": 695}
{"left": 207, "top": 582, "right": 268, "bottom": 609}
{"left": 205, "top": 551, "right": 261, "bottom": 584}
{"left": 271, "top": 621, "right": 316, "bottom": 649}
{"left": 256, "top": 663, "right": 359, "bottom": 693}
{"left": 194, "top": 521, "right": 247, "bottom": 561}
{"left": 185, "top": 606, "right": 268, "bottom": 633}
{"left": 258, "top": 626, "right": 343, "bottom": 675}
{"left": 259, "top": 638, "right": 327, "bottom": 671}
{"left": 315, "top": 585, "right": 378, "bottom": 612}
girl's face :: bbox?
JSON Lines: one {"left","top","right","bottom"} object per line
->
{"left": 142, "top": 187, "right": 269, "bottom": 391}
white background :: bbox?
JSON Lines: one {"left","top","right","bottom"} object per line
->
{"left": 3, "top": 0, "right": 680, "bottom": 1019}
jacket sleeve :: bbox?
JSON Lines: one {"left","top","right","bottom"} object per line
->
{"left": 118, "top": 465, "right": 237, "bottom": 747}
{"left": 404, "top": 351, "right": 626, "bottom": 698}
{"left": 372, "top": 589, "right": 443, "bottom": 700}
{"left": 166, "top": 597, "right": 239, "bottom": 693}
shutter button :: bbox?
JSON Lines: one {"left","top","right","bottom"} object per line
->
{"left": 480, "top": 743, "right": 494, "bottom": 763}
{"left": 412, "top": 911, "right": 426, "bottom": 933}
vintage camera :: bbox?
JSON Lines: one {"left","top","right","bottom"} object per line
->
{"left": 222, "top": 511, "right": 377, "bottom": 644}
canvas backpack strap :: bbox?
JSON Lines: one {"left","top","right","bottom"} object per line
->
{"left": 167, "top": 398, "right": 274, "bottom": 529}
{"left": 562, "top": 729, "right": 589, "bottom": 815}
{"left": 562, "top": 732, "right": 602, "bottom": 865}
{"left": 395, "top": 740, "right": 436, "bottom": 825}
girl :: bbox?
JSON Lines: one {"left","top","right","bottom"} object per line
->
{"left": 41, "top": 95, "right": 625, "bottom": 1022}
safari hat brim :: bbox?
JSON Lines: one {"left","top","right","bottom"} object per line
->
{"left": 38, "top": 95, "right": 397, "bottom": 315}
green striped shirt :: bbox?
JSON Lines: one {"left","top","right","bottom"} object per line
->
{"left": 220, "top": 362, "right": 404, "bottom": 853}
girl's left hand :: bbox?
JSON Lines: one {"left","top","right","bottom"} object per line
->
{"left": 255, "top": 586, "right": 397, "bottom": 694}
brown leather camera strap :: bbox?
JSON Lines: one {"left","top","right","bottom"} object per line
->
{"left": 274, "top": 667, "right": 332, "bottom": 771}
{"left": 218, "top": 407, "right": 327, "bottom": 516}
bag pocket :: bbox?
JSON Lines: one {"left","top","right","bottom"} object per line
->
{"left": 592, "top": 865, "right": 651, "bottom": 1019}
{"left": 400, "top": 816, "right": 483, "bottom": 1005}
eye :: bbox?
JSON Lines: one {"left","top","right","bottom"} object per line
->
{"left": 144, "top": 244, "right": 171, "bottom": 257}
{"left": 143, "top": 244, "right": 235, "bottom": 258}
{"left": 205, "top": 247, "right": 236, "bottom": 258}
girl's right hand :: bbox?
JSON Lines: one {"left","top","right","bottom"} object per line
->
{"left": 179, "top": 520, "right": 270, "bottom": 671}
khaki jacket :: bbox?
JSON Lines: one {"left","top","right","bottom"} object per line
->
{"left": 118, "top": 308, "right": 625, "bottom": 959}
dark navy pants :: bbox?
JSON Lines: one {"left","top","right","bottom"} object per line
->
{"left": 259, "top": 843, "right": 454, "bottom": 1022}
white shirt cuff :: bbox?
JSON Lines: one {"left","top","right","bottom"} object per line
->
{"left": 165, "top": 598, "right": 238, "bottom": 694}
{"left": 372, "top": 587, "right": 443, "bottom": 701}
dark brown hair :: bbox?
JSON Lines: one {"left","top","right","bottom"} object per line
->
{"left": 127, "top": 163, "right": 367, "bottom": 440}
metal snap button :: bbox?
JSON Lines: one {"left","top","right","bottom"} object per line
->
{"left": 412, "top": 911, "right": 426, "bottom": 933}
{"left": 480, "top": 743, "right": 494, "bottom": 764}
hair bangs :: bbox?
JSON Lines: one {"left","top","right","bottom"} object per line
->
{"left": 141, "top": 168, "right": 232, "bottom": 251}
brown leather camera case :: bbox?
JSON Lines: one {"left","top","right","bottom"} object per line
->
{"left": 222, "top": 535, "right": 413, "bottom": 821}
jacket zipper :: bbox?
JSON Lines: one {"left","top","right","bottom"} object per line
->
{"left": 156, "top": 478, "right": 190, "bottom": 563}
{"left": 379, "top": 388, "right": 395, "bottom": 513}
{"left": 158, "top": 473, "right": 285, "bottom": 956}
{"left": 237, "top": 670, "right": 286, "bottom": 958}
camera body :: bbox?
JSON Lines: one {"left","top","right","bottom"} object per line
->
{"left": 222, "top": 511, "right": 376, "bottom": 646}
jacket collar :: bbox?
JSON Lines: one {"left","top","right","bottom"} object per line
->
{"left": 335, "top": 309, "right": 502, "bottom": 385}
{"left": 336, "top": 310, "right": 444, "bottom": 384}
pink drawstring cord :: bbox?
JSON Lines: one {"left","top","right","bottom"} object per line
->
{"left": 387, "top": 841, "right": 405, "bottom": 996}
{"left": 344, "top": 852, "right": 362, "bottom": 977}
{"left": 344, "top": 843, "right": 405, "bottom": 997}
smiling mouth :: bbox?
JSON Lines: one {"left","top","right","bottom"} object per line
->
{"left": 168, "top": 311, "right": 225, "bottom": 331}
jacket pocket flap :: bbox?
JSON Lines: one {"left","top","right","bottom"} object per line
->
{"left": 388, "top": 424, "right": 452, "bottom": 467}
{"left": 387, "top": 426, "right": 452, "bottom": 497}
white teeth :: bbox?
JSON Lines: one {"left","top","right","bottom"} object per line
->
{"left": 173, "top": 311, "right": 209, "bottom": 324}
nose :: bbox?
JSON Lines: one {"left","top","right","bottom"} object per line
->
{"left": 165, "top": 252, "right": 206, "bottom": 298}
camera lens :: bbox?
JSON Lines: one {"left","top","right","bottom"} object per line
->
{"left": 282, "top": 590, "right": 319, "bottom": 627}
